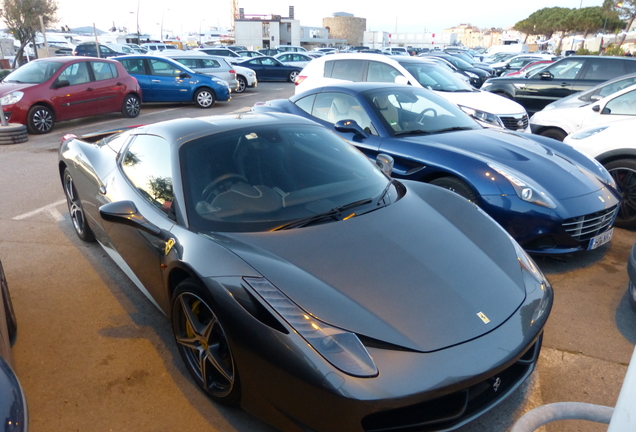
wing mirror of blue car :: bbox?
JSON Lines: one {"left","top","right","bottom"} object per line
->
{"left": 334, "top": 119, "right": 368, "bottom": 139}
{"left": 100, "top": 200, "right": 170, "bottom": 239}
{"left": 179, "top": 72, "right": 191, "bottom": 79}
{"left": 376, "top": 153, "right": 394, "bottom": 177}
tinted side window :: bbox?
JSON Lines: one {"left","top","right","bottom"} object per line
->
{"left": 327, "top": 60, "right": 366, "bottom": 81}
{"left": 119, "top": 58, "right": 146, "bottom": 75}
{"left": 598, "top": 76, "right": 636, "bottom": 98}
{"left": 294, "top": 94, "right": 316, "bottom": 114}
{"left": 624, "top": 60, "right": 636, "bottom": 74}
{"left": 604, "top": 89, "right": 636, "bottom": 116}
{"left": 122, "top": 135, "right": 174, "bottom": 217}
{"left": 546, "top": 59, "right": 584, "bottom": 79}
{"left": 310, "top": 92, "right": 373, "bottom": 133}
{"left": 149, "top": 59, "right": 181, "bottom": 77}
{"left": 581, "top": 59, "right": 625, "bottom": 80}
{"left": 91, "top": 61, "right": 118, "bottom": 81}
{"left": 58, "top": 62, "right": 91, "bottom": 85}
{"left": 201, "top": 59, "right": 221, "bottom": 68}
{"left": 366, "top": 61, "right": 402, "bottom": 82}
{"left": 175, "top": 58, "right": 198, "bottom": 68}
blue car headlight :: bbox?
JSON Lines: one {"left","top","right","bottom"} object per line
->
{"left": 244, "top": 277, "right": 378, "bottom": 377}
{"left": 513, "top": 241, "right": 553, "bottom": 325}
{"left": 0, "top": 91, "right": 23, "bottom": 105}
{"left": 488, "top": 163, "right": 557, "bottom": 209}
{"left": 458, "top": 105, "right": 504, "bottom": 128}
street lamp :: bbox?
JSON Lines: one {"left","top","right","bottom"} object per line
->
{"left": 160, "top": 9, "right": 171, "bottom": 42}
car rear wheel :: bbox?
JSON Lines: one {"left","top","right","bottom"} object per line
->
{"left": 172, "top": 280, "right": 241, "bottom": 405}
{"left": 539, "top": 128, "right": 567, "bottom": 142}
{"left": 0, "top": 260, "right": 17, "bottom": 344}
{"left": 194, "top": 88, "right": 216, "bottom": 108}
{"left": 122, "top": 94, "right": 141, "bottom": 118}
{"left": 430, "top": 176, "right": 479, "bottom": 203}
{"left": 289, "top": 70, "right": 299, "bottom": 82}
{"left": 235, "top": 76, "right": 247, "bottom": 93}
{"left": 27, "top": 105, "right": 54, "bottom": 134}
{"left": 63, "top": 168, "right": 96, "bottom": 242}
{"left": 605, "top": 158, "right": 636, "bottom": 228}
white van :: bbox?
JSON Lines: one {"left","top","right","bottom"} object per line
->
{"left": 295, "top": 53, "right": 530, "bottom": 132}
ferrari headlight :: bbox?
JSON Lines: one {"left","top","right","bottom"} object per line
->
{"left": 489, "top": 163, "right": 557, "bottom": 209}
{"left": 458, "top": 105, "right": 504, "bottom": 128}
{"left": 0, "top": 91, "right": 23, "bottom": 105}
{"left": 513, "top": 241, "right": 553, "bottom": 325}
{"left": 568, "top": 126, "right": 609, "bottom": 140}
{"left": 244, "top": 277, "right": 378, "bottom": 377}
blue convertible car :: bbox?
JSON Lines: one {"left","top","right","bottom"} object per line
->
{"left": 253, "top": 83, "right": 621, "bottom": 254}
{"left": 114, "top": 55, "right": 231, "bottom": 108}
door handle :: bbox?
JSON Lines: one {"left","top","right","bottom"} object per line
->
{"left": 151, "top": 80, "right": 161, "bottom": 83}
{"left": 86, "top": 87, "right": 94, "bottom": 91}
{"left": 116, "top": 82, "right": 123, "bottom": 86}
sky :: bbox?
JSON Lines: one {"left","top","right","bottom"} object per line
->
{"left": 55, "top": 0, "right": 606, "bottom": 37}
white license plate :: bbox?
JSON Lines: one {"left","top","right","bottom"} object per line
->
{"left": 588, "top": 228, "right": 614, "bottom": 250}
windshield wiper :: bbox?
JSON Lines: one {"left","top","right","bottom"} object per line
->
{"left": 394, "top": 129, "right": 432, "bottom": 136}
{"left": 432, "top": 126, "right": 476, "bottom": 134}
{"left": 273, "top": 198, "right": 373, "bottom": 231}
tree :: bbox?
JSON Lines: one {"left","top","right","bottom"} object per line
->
{"left": 0, "top": 0, "right": 58, "bottom": 67}
{"left": 605, "top": 0, "right": 635, "bottom": 48}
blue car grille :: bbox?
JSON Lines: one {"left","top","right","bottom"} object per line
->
{"left": 499, "top": 114, "right": 528, "bottom": 131}
{"left": 562, "top": 205, "right": 618, "bottom": 241}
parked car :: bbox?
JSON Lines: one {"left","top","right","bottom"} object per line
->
{"left": 58, "top": 112, "right": 553, "bottom": 432}
{"left": 195, "top": 47, "right": 243, "bottom": 64}
{"left": 140, "top": 43, "right": 179, "bottom": 52}
{"left": 481, "top": 55, "right": 636, "bottom": 114}
{"left": 223, "top": 45, "right": 247, "bottom": 52}
{"left": 294, "top": 53, "right": 530, "bottom": 131}
{"left": 627, "top": 240, "right": 636, "bottom": 311}
{"left": 273, "top": 52, "right": 313, "bottom": 68}
{"left": 564, "top": 118, "right": 636, "bottom": 227}
{"left": 530, "top": 83, "right": 636, "bottom": 140}
{"left": 156, "top": 52, "right": 240, "bottom": 93}
{"left": 275, "top": 45, "right": 307, "bottom": 52}
{"left": 73, "top": 42, "right": 126, "bottom": 58}
{"left": 489, "top": 54, "right": 557, "bottom": 76}
{"left": 105, "top": 43, "right": 144, "bottom": 54}
{"left": 230, "top": 64, "right": 258, "bottom": 93}
{"left": 418, "top": 52, "right": 491, "bottom": 87}
{"left": 0, "top": 259, "right": 27, "bottom": 432}
{"left": 542, "top": 72, "right": 636, "bottom": 110}
{"left": 253, "top": 83, "right": 621, "bottom": 254}
{"left": 235, "top": 50, "right": 263, "bottom": 58}
{"left": 257, "top": 48, "right": 282, "bottom": 56}
{"left": 312, "top": 47, "right": 338, "bottom": 55}
{"left": 0, "top": 56, "right": 141, "bottom": 134}
{"left": 233, "top": 56, "right": 302, "bottom": 82}
{"left": 501, "top": 60, "right": 554, "bottom": 77}
{"left": 114, "top": 55, "right": 230, "bottom": 107}
{"left": 381, "top": 47, "right": 410, "bottom": 56}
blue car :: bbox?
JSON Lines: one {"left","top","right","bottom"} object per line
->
{"left": 114, "top": 55, "right": 231, "bottom": 108}
{"left": 253, "top": 83, "right": 621, "bottom": 254}
{"left": 234, "top": 56, "right": 302, "bottom": 82}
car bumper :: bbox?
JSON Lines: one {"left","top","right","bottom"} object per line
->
{"left": 481, "top": 187, "right": 620, "bottom": 254}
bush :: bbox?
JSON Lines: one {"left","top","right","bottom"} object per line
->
{"left": 604, "top": 44, "right": 625, "bottom": 56}
{"left": 576, "top": 48, "right": 599, "bottom": 55}
{"left": 0, "top": 70, "right": 11, "bottom": 80}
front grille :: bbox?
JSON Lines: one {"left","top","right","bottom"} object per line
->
{"left": 361, "top": 337, "right": 541, "bottom": 432}
{"left": 499, "top": 114, "right": 529, "bottom": 131}
{"left": 563, "top": 205, "right": 618, "bottom": 241}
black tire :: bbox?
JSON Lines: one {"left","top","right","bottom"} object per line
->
{"left": 539, "top": 128, "right": 567, "bottom": 142}
{"left": 605, "top": 158, "right": 636, "bottom": 229}
{"left": 27, "top": 105, "right": 54, "bottom": 134}
{"left": 289, "top": 70, "right": 299, "bottom": 82}
{"left": 0, "top": 260, "right": 17, "bottom": 345}
{"left": 172, "top": 279, "right": 241, "bottom": 405}
{"left": 194, "top": 88, "right": 216, "bottom": 108}
{"left": 121, "top": 94, "right": 141, "bottom": 118}
{"left": 63, "top": 168, "right": 96, "bottom": 242}
{"left": 235, "top": 76, "right": 247, "bottom": 94}
{"left": 430, "top": 176, "right": 479, "bottom": 203}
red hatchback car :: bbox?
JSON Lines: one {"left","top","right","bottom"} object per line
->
{"left": 0, "top": 56, "right": 142, "bottom": 134}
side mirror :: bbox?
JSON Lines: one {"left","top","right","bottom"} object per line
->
{"left": 179, "top": 72, "right": 190, "bottom": 79}
{"left": 100, "top": 200, "right": 167, "bottom": 238}
{"left": 539, "top": 71, "right": 553, "bottom": 80}
{"left": 394, "top": 75, "right": 409, "bottom": 85}
{"left": 376, "top": 153, "right": 394, "bottom": 177}
{"left": 334, "top": 119, "right": 368, "bottom": 139}
{"left": 592, "top": 105, "right": 601, "bottom": 112}
{"left": 53, "top": 80, "right": 70, "bottom": 89}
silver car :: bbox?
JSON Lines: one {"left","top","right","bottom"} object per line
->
{"left": 158, "top": 53, "right": 240, "bottom": 92}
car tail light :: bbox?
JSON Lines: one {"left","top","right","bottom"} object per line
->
{"left": 229, "top": 69, "right": 236, "bottom": 74}
{"left": 295, "top": 75, "right": 307, "bottom": 86}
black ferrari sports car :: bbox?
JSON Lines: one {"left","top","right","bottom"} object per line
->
{"left": 58, "top": 112, "right": 553, "bottom": 432}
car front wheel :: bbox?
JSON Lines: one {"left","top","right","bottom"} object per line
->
{"left": 63, "top": 168, "right": 96, "bottom": 242}
{"left": 605, "top": 158, "right": 636, "bottom": 228}
{"left": 194, "top": 88, "right": 216, "bottom": 108}
{"left": 235, "top": 76, "right": 247, "bottom": 93}
{"left": 122, "top": 94, "right": 141, "bottom": 118}
{"left": 27, "top": 105, "right": 54, "bottom": 134}
{"left": 539, "top": 128, "right": 567, "bottom": 142}
{"left": 172, "top": 280, "right": 241, "bottom": 405}
{"left": 430, "top": 176, "right": 479, "bottom": 203}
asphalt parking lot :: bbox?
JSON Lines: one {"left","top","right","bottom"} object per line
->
{"left": 0, "top": 81, "right": 634, "bottom": 432}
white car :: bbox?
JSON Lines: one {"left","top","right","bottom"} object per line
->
{"left": 274, "top": 52, "right": 313, "bottom": 68}
{"left": 564, "top": 118, "right": 636, "bottom": 228}
{"left": 530, "top": 82, "right": 636, "bottom": 141}
{"left": 295, "top": 53, "right": 530, "bottom": 131}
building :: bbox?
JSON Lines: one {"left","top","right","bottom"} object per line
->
{"left": 322, "top": 13, "right": 366, "bottom": 46}
{"left": 234, "top": 6, "right": 301, "bottom": 50}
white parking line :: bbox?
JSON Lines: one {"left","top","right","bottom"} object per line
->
{"left": 13, "top": 199, "right": 67, "bottom": 221}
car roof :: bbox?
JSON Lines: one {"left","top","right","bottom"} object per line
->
{"left": 31, "top": 56, "right": 117, "bottom": 64}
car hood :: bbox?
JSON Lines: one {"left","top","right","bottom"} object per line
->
{"left": 217, "top": 183, "right": 526, "bottom": 352}
{"left": 434, "top": 89, "right": 527, "bottom": 115}
{"left": 0, "top": 81, "right": 39, "bottom": 94}
{"left": 403, "top": 129, "right": 605, "bottom": 200}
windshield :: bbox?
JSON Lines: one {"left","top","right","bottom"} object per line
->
{"left": 181, "top": 123, "right": 392, "bottom": 232}
{"left": 3, "top": 60, "right": 64, "bottom": 84}
{"left": 443, "top": 55, "right": 473, "bottom": 69}
{"left": 398, "top": 61, "right": 474, "bottom": 92}
{"left": 362, "top": 87, "right": 480, "bottom": 135}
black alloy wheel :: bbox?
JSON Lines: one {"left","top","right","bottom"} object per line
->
{"left": 605, "top": 159, "right": 636, "bottom": 228}
{"left": 172, "top": 280, "right": 241, "bottom": 405}
{"left": 63, "top": 168, "right": 96, "bottom": 242}
{"left": 430, "top": 176, "right": 479, "bottom": 203}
